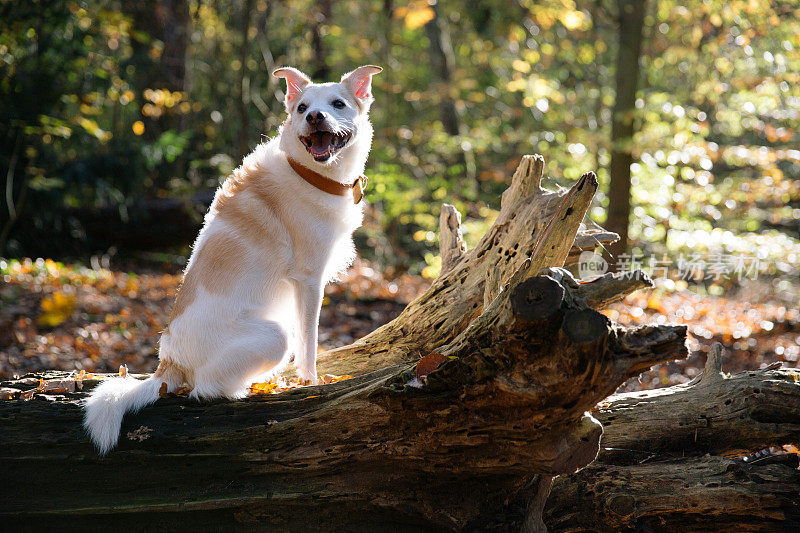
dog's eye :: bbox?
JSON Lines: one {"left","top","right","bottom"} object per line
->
{"left": 332, "top": 100, "right": 345, "bottom": 109}
{"left": 297, "top": 103, "right": 307, "bottom": 113}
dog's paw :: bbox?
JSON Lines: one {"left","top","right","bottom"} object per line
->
{"left": 296, "top": 369, "right": 318, "bottom": 386}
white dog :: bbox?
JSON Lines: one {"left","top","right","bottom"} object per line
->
{"left": 84, "top": 65, "right": 382, "bottom": 454}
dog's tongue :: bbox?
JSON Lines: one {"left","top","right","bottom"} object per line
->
{"left": 309, "top": 131, "right": 333, "bottom": 156}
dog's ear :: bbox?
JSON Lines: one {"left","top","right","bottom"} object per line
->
{"left": 341, "top": 65, "right": 382, "bottom": 101}
{"left": 272, "top": 67, "right": 311, "bottom": 105}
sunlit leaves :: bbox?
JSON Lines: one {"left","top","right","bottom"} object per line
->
{"left": 38, "top": 291, "right": 76, "bottom": 328}
{"left": 142, "top": 89, "right": 192, "bottom": 118}
{"left": 78, "top": 117, "right": 111, "bottom": 142}
{"left": 395, "top": 1, "right": 435, "bottom": 30}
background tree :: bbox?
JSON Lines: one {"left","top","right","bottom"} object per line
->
{"left": 606, "top": 0, "right": 647, "bottom": 263}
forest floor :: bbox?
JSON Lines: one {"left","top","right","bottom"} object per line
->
{"left": 1, "top": 257, "right": 798, "bottom": 392}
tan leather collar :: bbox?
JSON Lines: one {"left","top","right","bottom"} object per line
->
{"left": 286, "top": 155, "right": 368, "bottom": 204}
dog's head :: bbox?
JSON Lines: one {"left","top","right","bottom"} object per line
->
{"left": 273, "top": 65, "right": 381, "bottom": 176}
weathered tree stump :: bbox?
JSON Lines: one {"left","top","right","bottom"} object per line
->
{"left": 6, "top": 153, "right": 768, "bottom": 532}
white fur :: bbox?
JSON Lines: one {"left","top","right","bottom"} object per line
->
{"left": 84, "top": 66, "right": 380, "bottom": 454}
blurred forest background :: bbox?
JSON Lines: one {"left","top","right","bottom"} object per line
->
{"left": 1, "top": 0, "right": 799, "bottom": 385}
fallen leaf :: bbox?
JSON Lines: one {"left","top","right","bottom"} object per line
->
{"left": 127, "top": 425, "right": 153, "bottom": 442}
{"left": 19, "top": 389, "right": 36, "bottom": 401}
{"left": 39, "top": 379, "right": 76, "bottom": 394}
{"left": 321, "top": 374, "right": 355, "bottom": 384}
{"left": 249, "top": 382, "right": 279, "bottom": 395}
{"left": 415, "top": 352, "right": 449, "bottom": 380}
{"left": 0, "top": 387, "right": 20, "bottom": 400}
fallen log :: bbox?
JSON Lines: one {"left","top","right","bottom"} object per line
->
{"left": 0, "top": 261, "right": 685, "bottom": 530}
{"left": 0, "top": 154, "right": 682, "bottom": 531}
{"left": 544, "top": 350, "right": 800, "bottom": 532}
{"left": 478, "top": 346, "right": 800, "bottom": 531}
{"left": 6, "top": 152, "right": 795, "bottom": 531}
{"left": 595, "top": 344, "right": 800, "bottom": 456}
{"left": 0, "top": 296, "right": 684, "bottom": 531}
{"left": 545, "top": 453, "right": 800, "bottom": 532}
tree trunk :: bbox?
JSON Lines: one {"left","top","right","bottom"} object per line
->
{"left": 0, "top": 313, "right": 683, "bottom": 531}
{"left": 424, "top": 3, "right": 476, "bottom": 181}
{"left": 127, "top": 0, "right": 190, "bottom": 140}
{"left": 316, "top": 155, "right": 621, "bottom": 378}
{"left": 5, "top": 351, "right": 798, "bottom": 531}
{"left": 424, "top": 3, "right": 459, "bottom": 137}
{"left": 606, "top": 0, "right": 647, "bottom": 265}
{"left": 545, "top": 350, "right": 800, "bottom": 531}
{"left": 237, "top": 0, "right": 255, "bottom": 160}
{"left": 310, "top": 0, "right": 333, "bottom": 80}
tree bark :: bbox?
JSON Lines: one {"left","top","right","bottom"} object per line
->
{"left": 316, "top": 155, "right": 620, "bottom": 378}
{"left": 237, "top": 0, "right": 255, "bottom": 160}
{"left": 544, "top": 356, "right": 800, "bottom": 531}
{"left": 310, "top": 0, "right": 333, "bottom": 80}
{"left": 546, "top": 453, "right": 800, "bottom": 531}
{"left": 424, "top": 2, "right": 476, "bottom": 181}
{"left": 425, "top": 2, "right": 460, "bottom": 137}
{"left": 0, "top": 153, "right": 693, "bottom": 531}
{"left": 476, "top": 345, "right": 800, "bottom": 531}
{"left": 606, "top": 0, "right": 647, "bottom": 265}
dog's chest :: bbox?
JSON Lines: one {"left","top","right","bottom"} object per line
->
{"left": 288, "top": 200, "right": 362, "bottom": 278}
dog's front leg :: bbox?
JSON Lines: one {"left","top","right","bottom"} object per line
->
{"left": 292, "top": 277, "right": 323, "bottom": 384}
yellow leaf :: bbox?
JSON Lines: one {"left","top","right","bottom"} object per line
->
{"left": 37, "top": 291, "right": 76, "bottom": 327}
{"left": 249, "top": 381, "right": 279, "bottom": 394}
{"left": 646, "top": 295, "right": 663, "bottom": 312}
{"left": 403, "top": 4, "right": 434, "bottom": 30}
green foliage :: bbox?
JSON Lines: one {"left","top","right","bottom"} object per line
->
{"left": 0, "top": 0, "right": 798, "bottom": 285}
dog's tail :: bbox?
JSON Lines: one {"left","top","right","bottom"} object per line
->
{"left": 83, "top": 371, "right": 175, "bottom": 455}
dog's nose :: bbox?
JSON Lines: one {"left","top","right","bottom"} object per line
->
{"left": 306, "top": 111, "right": 325, "bottom": 126}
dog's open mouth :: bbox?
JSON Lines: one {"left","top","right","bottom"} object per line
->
{"left": 299, "top": 131, "right": 351, "bottom": 162}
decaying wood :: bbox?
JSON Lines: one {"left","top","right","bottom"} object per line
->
{"left": 472, "top": 350, "right": 800, "bottom": 531}
{"left": 546, "top": 453, "right": 800, "bottom": 532}
{"left": 0, "top": 268, "right": 685, "bottom": 530}
{"left": 5, "top": 152, "right": 793, "bottom": 531}
{"left": 1, "top": 154, "right": 689, "bottom": 531}
{"left": 595, "top": 344, "right": 800, "bottom": 456}
{"left": 318, "top": 155, "right": 619, "bottom": 377}
{"left": 439, "top": 203, "right": 467, "bottom": 274}
{"left": 575, "top": 270, "right": 653, "bottom": 309}
{"left": 543, "top": 352, "right": 800, "bottom": 531}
